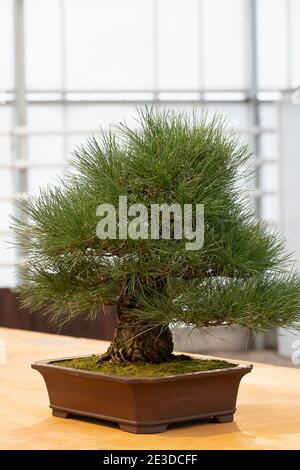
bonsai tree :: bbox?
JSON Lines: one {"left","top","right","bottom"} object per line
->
{"left": 13, "top": 108, "right": 300, "bottom": 364}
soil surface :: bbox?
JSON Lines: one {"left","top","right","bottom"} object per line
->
{"left": 52, "top": 355, "right": 236, "bottom": 377}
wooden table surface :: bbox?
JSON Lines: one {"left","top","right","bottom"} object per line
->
{"left": 0, "top": 327, "right": 300, "bottom": 450}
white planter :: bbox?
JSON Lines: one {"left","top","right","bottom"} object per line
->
{"left": 172, "top": 325, "right": 249, "bottom": 354}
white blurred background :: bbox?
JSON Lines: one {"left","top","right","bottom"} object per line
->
{"left": 1, "top": 0, "right": 300, "bottom": 362}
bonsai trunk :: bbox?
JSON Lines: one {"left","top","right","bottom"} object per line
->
{"left": 99, "top": 310, "right": 174, "bottom": 364}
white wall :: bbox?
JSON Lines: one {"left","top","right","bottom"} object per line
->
{"left": 278, "top": 94, "right": 300, "bottom": 358}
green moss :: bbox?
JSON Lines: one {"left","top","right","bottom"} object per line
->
{"left": 52, "top": 355, "right": 236, "bottom": 378}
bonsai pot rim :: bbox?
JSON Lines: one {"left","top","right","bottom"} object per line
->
{"left": 31, "top": 354, "right": 253, "bottom": 383}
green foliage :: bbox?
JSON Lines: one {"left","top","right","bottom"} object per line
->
{"left": 12, "top": 108, "right": 300, "bottom": 331}
{"left": 52, "top": 355, "right": 236, "bottom": 377}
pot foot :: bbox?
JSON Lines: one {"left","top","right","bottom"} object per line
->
{"left": 52, "top": 409, "right": 71, "bottom": 419}
{"left": 119, "top": 423, "right": 168, "bottom": 434}
{"left": 214, "top": 413, "right": 234, "bottom": 423}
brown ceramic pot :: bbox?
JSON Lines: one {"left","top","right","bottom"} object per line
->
{"left": 32, "top": 356, "right": 252, "bottom": 434}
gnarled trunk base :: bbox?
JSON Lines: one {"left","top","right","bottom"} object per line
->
{"left": 99, "top": 315, "right": 174, "bottom": 364}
